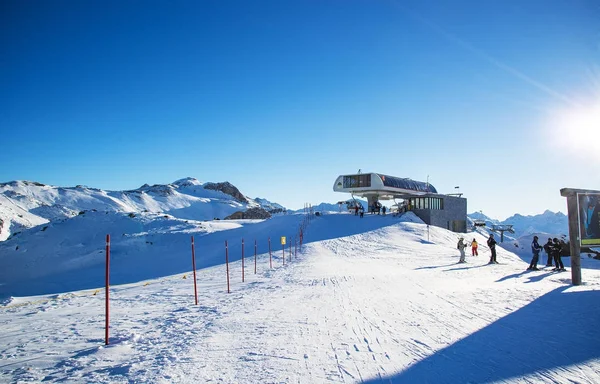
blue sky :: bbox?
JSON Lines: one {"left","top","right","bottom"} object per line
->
{"left": 2, "top": 0, "right": 599, "bottom": 220}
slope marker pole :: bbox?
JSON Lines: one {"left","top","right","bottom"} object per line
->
{"left": 242, "top": 238, "right": 245, "bottom": 282}
{"left": 105, "top": 234, "right": 110, "bottom": 346}
{"left": 191, "top": 236, "right": 198, "bottom": 305}
{"left": 225, "top": 241, "right": 230, "bottom": 293}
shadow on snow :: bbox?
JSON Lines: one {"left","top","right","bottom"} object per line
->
{"left": 364, "top": 287, "right": 600, "bottom": 383}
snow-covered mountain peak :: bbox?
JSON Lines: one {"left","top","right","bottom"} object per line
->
{"left": 172, "top": 177, "right": 202, "bottom": 187}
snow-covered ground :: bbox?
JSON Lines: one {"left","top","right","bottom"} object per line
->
{"left": 1, "top": 212, "right": 599, "bottom": 383}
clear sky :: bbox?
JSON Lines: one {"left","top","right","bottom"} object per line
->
{"left": 2, "top": 0, "right": 599, "bottom": 220}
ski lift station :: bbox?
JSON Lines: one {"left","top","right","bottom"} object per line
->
{"left": 333, "top": 172, "right": 468, "bottom": 232}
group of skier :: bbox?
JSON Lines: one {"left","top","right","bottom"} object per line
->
{"left": 457, "top": 233, "right": 567, "bottom": 272}
{"left": 528, "top": 236, "right": 566, "bottom": 272}
{"left": 456, "top": 233, "right": 497, "bottom": 264}
{"left": 353, "top": 203, "right": 387, "bottom": 218}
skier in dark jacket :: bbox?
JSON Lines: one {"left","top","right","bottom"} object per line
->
{"left": 551, "top": 238, "right": 565, "bottom": 271}
{"left": 487, "top": 233, "right": 498, "bottom": 264}
{"left": 543, "top": 238, "right": 553, "bottom": 266}
{"left": 528, "top": 236, "right": 543, "bottom": 270}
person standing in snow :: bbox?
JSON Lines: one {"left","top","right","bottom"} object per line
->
{"left": 359, "top": 206, "right": 364, "bottom": 218}
{"left": 471, "top": 239, "right": 478, "bottom": 256}
{"left": 527, "top": 236, "right": 543, "bottom": 270}
{"left": 457, "top": 237, "right": 467, "bottom": 263}
{"left": 551, "top": 238, "right": 565, "bottom": 271}
{"left": 354, "top": 205, "right": 359, "bottom": 216}
{"left": 382, "top": 206, "right": 387, "bottom": 216}
{"left": 543, "top": 238, "right": 553, "bottom": 266}
{"left": 487, "top": 233, "right": 498, "bottom": 264}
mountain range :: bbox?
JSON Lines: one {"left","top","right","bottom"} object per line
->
{"left": 0, "top": 178, "right": 284, "bottom": 242}
{"left": 0, "top": 177, "right": 569, "bottom": 245}
{"left": 466, "top": 210, "right": 568, "bottom": 239}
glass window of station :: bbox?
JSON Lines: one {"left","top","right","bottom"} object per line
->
{"left": 409, "top": 197, "right": 444, "bottom": 210}
{"left": 343, "top": 174, "right": 371, "bottom": 188}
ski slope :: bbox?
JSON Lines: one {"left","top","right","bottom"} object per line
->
{"left": 1, "top": 213, "right": 599, "bottom": 383}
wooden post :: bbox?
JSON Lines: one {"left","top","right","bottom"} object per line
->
{"left": 560, "top": 188, "right": 589, "bottom": 286}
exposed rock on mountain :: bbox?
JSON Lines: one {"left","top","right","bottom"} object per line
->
{"left": 204, "top": 182, "right": 248, "bottom": 203}
{"left": 224, "top": 207, "right": 271, "bottom": 220}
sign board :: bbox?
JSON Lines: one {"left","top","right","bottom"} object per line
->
{"left": 280, "top": 236, "right": 286, "bottom": 245}
{"left": 577, "top": 193, "right": 600, "bottom": 246}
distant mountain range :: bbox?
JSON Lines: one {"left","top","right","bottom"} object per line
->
{"left": 466, "top": 210, "right": 568, "bottom": 239}
{"left": 0, "top": 178, "right": 284, "bottom": 241}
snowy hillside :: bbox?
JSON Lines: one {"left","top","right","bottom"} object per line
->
{"left": 0, "top": 178, "right": 284, "bottom": 242}
{"left": 1, "top": 212, "right": 600, "bottom": 383}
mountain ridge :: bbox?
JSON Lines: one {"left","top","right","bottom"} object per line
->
{"left": 0, "top": 178, "right": 285, "bottom": 241}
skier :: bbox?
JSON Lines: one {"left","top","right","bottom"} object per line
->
{"left": 543, "top": 238, "right": 553, "bottom": 266}
{"left": 487, "top": 233, "right": 498, "bottom": 264}
{"left": 471, "top": 238, "right": 478, "bottom": 256}
{"left": 354, "top": 205, "right": 359, "bottom": 216}
{"left": 527, "top": 236, "right": 543, "bottom": 270}
{"left": 359, "top": 206, "right": 364, "bottom": 218}
{"left": 551, "top": 238, "right": 565, "bottom": 271}
{"left": 382, "top": 206, "right": 387, "bottom": 216}
{"left": 457, "top": 237, "right": 467, "bottom": 263}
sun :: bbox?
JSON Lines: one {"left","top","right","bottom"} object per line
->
{"left": 549, "top": 100, "right": 600, "bottom": 161}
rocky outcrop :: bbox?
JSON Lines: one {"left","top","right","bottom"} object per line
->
{"left": 204, "top": 182, "right": 248, "bottom": 203}
{"left": 224, "top": 207, "right": 271, "bottom": 220}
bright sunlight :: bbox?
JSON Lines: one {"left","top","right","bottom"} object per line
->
{"left": 550, "top": 99, "right": 600, "bottom": 162}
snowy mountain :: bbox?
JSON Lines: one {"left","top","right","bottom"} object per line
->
{"left": 467, "top": 211, "right": 498, "bottom": 226}
{"left": 467, "top": 210, "right": 568, "bottom": 239}
{"left": 0, "top": 178, "right": 286, "bottom": 241}
{"left": 253, "top": 197, "right": 286, "bottom": 212}
{"left": 500, "top": 210, "right": 568, "bottom": 238}
{"left": 2, "top": 211, "right": 599, "bottom": 383}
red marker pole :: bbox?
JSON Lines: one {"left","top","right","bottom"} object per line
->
{"left": 105, "top": 234, "right": 110, "bottom": 346}
{"left": 225, "top": 241, "right": 230, "bottom": 294}
{"left": 282, "top": 241, "right": 285, "bottom": 266}
{"left": 242, "top": 238, "right": 245, "bottom": 282}
{"left": 254, "top": 240, "right": 257, "bottom": 274}
{"left": 289, "top": 239, "right": 292, "bottom": 262}
{"left": 268, "top": 237, "right": 272, "bottom": 269}
{"left": 294, "top": 236, "right": 297, "bottom": 259}
{"left": 191, "top": 236, "right": 198, "bottom": 305}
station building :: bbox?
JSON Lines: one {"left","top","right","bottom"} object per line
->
{"left": 333, "top": 172, "right": 467, "bottom": 232}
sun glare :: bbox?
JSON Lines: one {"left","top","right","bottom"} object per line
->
{"left": 550, "top": 100, "right": 600, "bottom": 162}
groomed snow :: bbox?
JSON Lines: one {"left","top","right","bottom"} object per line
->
{"left": 1, "top": 212, "right": 599, "bottom": 383}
